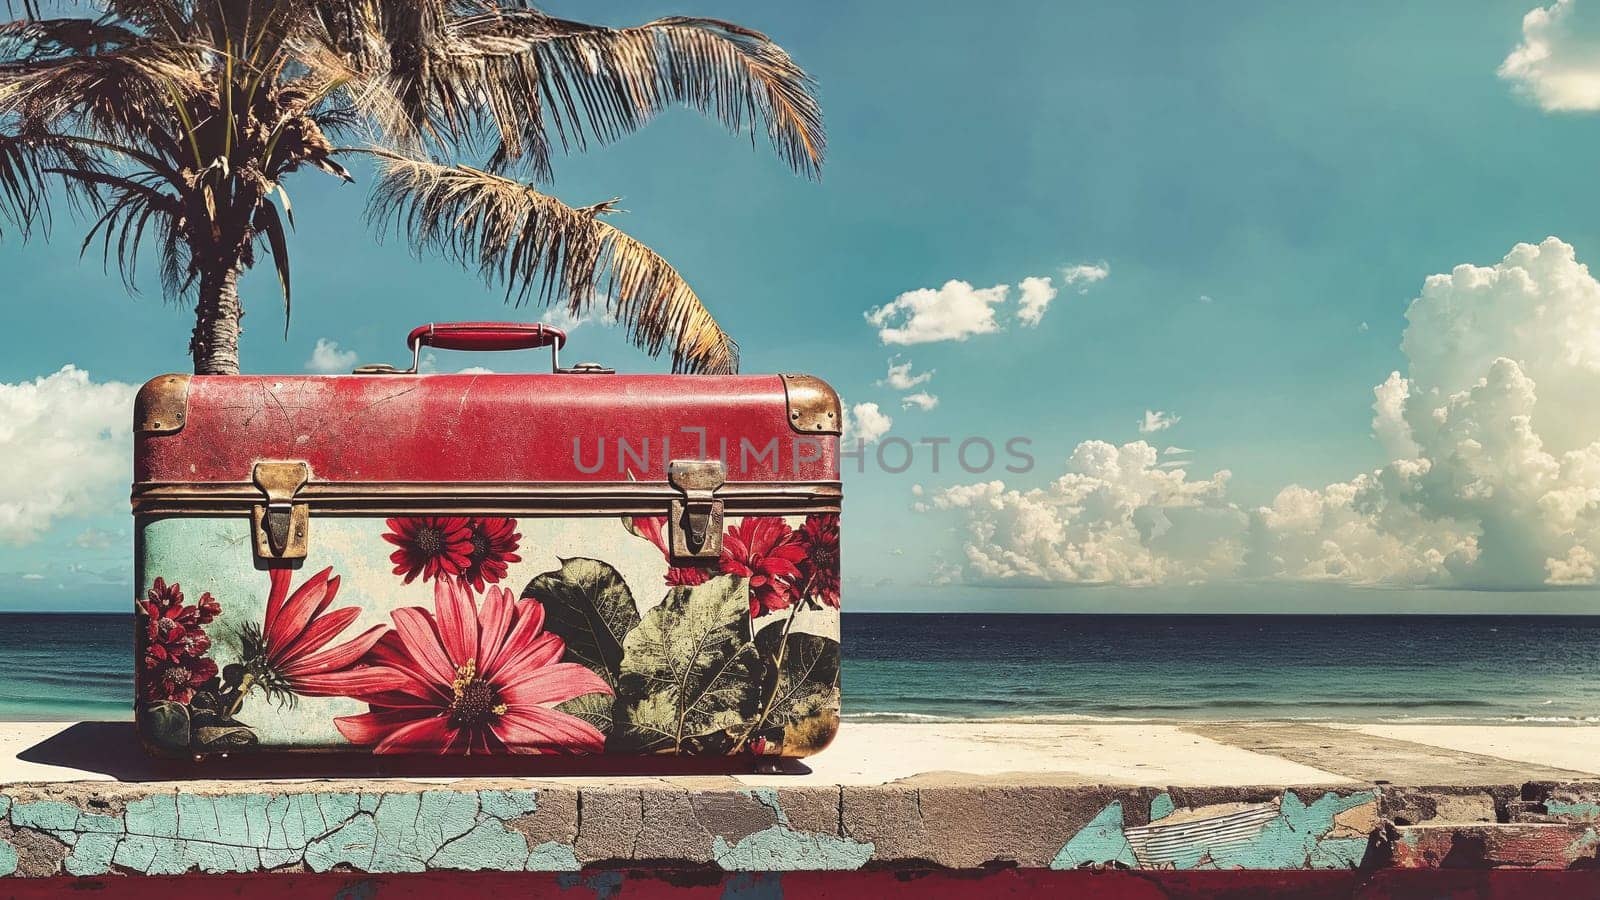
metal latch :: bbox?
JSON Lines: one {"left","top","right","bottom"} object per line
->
{"left": 251, "top": 461, "right": 310, "bottom": 560}
{"left": 667, "top": 460, "right": 725, "bottom": 560}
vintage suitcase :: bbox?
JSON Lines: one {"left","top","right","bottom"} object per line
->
{"left": 131, "top": 322, "right": 842, "bottom": 759}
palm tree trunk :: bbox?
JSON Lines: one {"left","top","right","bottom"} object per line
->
{"left": 191, "top": 265, "right": 244, "bottom": 375}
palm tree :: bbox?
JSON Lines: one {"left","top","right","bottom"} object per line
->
{"left": 0, "top": 2, "right": 823, "bottom": 374}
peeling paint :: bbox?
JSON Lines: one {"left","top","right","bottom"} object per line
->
{"left": 1545, "top": 799, "right": 1600, "bottom": 820}
{"left": 526, "top": 841, "right": 581, "bottom": 872}
{"left": 0, "top": 788, "right": 581, "bottom": 878}
{"left": 716, "top": 788, "right": 873, "bottom": 871}
{"left": 432, "top": 819, "right": 530, "bottom": 871}
{"left": 10, "top": 801, "right": 83, "bottom": 834}
{"left": 0, "top": 783, "right": 1587, "bottom": 877}
{"left": 713, "top": 827, "right": 874, "bottom": 871}
{"left": 1052, "top": 790, "right": 1381, "bottom": 871}
{"left": 1051, "top": 801, "right": 1137, "bottom": 869}
{"left": 1150, "top": 793, "right": 1175, "bottom": 822}
{"left": 479, "top": 790, "right": 539, "bottom": 821}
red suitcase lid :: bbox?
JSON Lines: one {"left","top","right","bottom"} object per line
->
{"left": 133, "top": 323, "right": 841, "bottom": 486}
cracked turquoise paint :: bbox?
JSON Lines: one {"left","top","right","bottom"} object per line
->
{"left": 1150, "top": 793, "right": 1175, "bottom": 822}
{"left": 0, "top": 788, "right": 577, "bottom": 877}
{"left": 713, "top": 829, "right": 874, "bottom": 871}
{"left": 1049, "top": 790, "right": 1379, "bottom": 871}
{"left": 431, "top": 819, "right": 530, "bottom": 871}
{"left": 1546, "top": 799, "right": 1600, "bottom": 820}
{"left": 11, "top": 801, "right": 84, "bottom": 833}
{"left": 479, "top": 790, "right": 539, "bottom": 821}
{"left": 1565, "top": 827, "right": 1600, "bottom": 860}
{"left": 1051, "top": 801, "right": 1137, "bottom": 869}
{"left": 1207, "top": 791, "right": 1379, "bottom": 869}
{"left": 1309, "top": 837, "right": 1370, "bottom": 869}
{"left": 0, "top": 785, "right": 1390, "bottom": 876}
{"left": 526, "top": 841, "right": 581, "bottom": 871}
{"left": 66, "top": 834, "right": 120, "bottom": 876}
{"left": 715, "top": 788, "right": 873, "bottom": 871}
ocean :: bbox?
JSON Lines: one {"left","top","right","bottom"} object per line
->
{"left": 3, "top": 613, "right": 1599, "bottom": 724}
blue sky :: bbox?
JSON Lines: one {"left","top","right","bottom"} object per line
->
{"left": 7, "top": 0, "right": 1600, "bottom": 612}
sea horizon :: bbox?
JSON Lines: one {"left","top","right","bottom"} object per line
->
{"left": 6, "top": 612, "right": 1600, "bottom": 726}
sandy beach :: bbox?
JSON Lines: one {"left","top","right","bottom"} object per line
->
{"left": 3, "top": 720, "right": 1598, "bottom": 787}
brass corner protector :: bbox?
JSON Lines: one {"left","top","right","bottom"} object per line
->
{"left": 781, "top": 374, "right": 842, "bottom": 435}
{"left": 134, "top": 373, "right": 192, "bottom": 436}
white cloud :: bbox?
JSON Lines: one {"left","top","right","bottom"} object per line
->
{"left": 1062, "top": 262, "right": 1110, "bottom": 293}
{"left": 1198, "top": 295, "right": 1214, "bottom": 305}
{"left": 930, "top": 441, "right": 1243, "bottom": 586}
{"left": 306, "top": 338, "right": 359, "bottom": 373}
{"left": 842, "top": 402, "right": 893, "bottom": 445}
{"left": 1500, "top": 0, "right": 1600, "bottom": 112}
{"left": 929, "top": 237, "right": 1600, "bottom": 590}
{"left": 0, "top": 367, "right": 136, "bottom": 545}
{"left": 1016, "top": 276, "right": 1059, "bottom": 327}
{"left": 1251, "top": 237, "right": 1600, "bottom": 588}
{"left": 1139, "top": 410, "right": 1180, "bottom": 434}
{"left": 539, "top": 307, "right": 593, "bottom": 332}
{"left": 880, "top": 357, "right": 933, "bottom": 391}
{"left": 1358, "top": 321, "right": 1370, "bottom": 333}
{"left": 871, "top": 262, "right": 1105, "bottom": 342}
{"left": 866, "top": 280, "right": 1008, "bottom": 345}
{"left": 901, "top": 391, "right": 939, "bottom": 411}
{"left": 416, "top": 353, "right": 494, "bottom": 375}
{"left": 1164, "top": 447, "right": 1193, "bottom": 456}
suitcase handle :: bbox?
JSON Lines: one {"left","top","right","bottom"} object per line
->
{"left": 405, "top": 322, "right": 568, "bottom": 372}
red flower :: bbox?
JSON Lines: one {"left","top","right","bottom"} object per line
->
{"left": 796, "top": 514, "right": 840, "bottom": 608}
{"left": 460, "top": 517, "right": 522, "bottom": 590}
{"left": 627, "top": 516, "right": 714, "bottom": 586}
{"left": 138, "top": 578, "right": 221, "bottom": 703}
{"left": 149, "top": 657, "right": 218, "bottom": 704}
{"left": 721, "top": 517, "right": 807, "bottom": 618}
{"left": 382, "top": 517, "right": 474, "bottom": 584}
{"left": 323, "top": 579, "right": 613, "bottom": 755}
{"left": 246, "top": 567, "right": 387, "bottom": 698}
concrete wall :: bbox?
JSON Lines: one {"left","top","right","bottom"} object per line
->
{"left": 4, "top": 779, "right": 1592, "bottom": 878}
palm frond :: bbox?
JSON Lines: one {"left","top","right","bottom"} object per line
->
{"left": 253, "top": 191, "right": 291, "bottom": 333}
{"left": 368, "top": 151, "right": 738, "bottom": 374}
{"left": 1, "top": 39, "right": 206, "bottom": 163}
{"left": 75, "top": 170, "right": 184, "bottom": 299}
{"left": 0, "top": 128, "right": 100, "bottom": 239}
{"left": 384, "top": 11, "right": 824, "bottom": 181}
{"left": 0, "top": 17, "right": 143, "bottom": 61}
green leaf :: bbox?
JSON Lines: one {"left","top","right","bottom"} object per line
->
{"left": 754, "top": 629, "right": 841, "bottom": 731}
{"left": 612, "top": 576, "right": 760, "bottom": 753}
{"left": 523, "top": 557, "right": 640, "bottom": 689}
{"left": 253, "top": 199, "right": 291, "bottom": 336}
{"left": 138, "top": 700, "right": 190, "bottom": 756}
{"left": 555, "top": 691, "right": 614, "bottom": 735}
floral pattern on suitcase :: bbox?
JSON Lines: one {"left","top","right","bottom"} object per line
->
{"left": 136, "top": 513, "right": 840, "bottom": 757}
